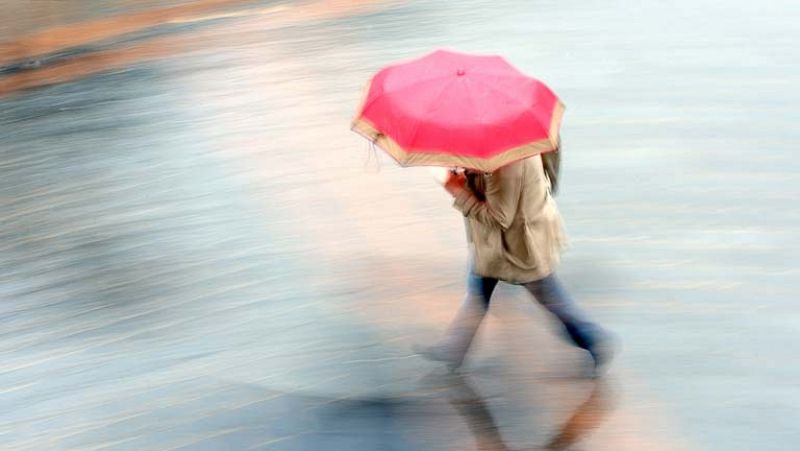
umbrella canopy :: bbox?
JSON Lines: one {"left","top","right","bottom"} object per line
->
{"left": 352, "top": 49, "right": 564, "bottom": 172}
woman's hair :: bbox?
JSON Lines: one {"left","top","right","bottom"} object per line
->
{"left": 465, "top": 170, "right": 486, "bottom": 201}
{"left": 541, "top": 141, "right": 561, "bottom": 195}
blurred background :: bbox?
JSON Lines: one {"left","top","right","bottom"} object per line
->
{"left": 1, "top": 0, "right": 799, "bottom": 449}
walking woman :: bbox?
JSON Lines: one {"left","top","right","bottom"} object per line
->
{"left": 416, "top": 152, "right": 614, "bottom": 376}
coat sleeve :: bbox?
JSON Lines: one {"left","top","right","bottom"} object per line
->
{"left": 452, "top": 162, "right": 525, "bottom": 230}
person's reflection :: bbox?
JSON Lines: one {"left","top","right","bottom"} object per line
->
{"left": 540, "top": 377, "right": 612, "bottom": 450}
{"left": 442, "top": 373, "right": 613, "bottom": 451}
{"left": 446, "top": 373, "right": 510, "bottom": 451}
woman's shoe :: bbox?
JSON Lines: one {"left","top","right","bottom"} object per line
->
{"left": 588, "top": 333, "right": 618, "bottom": 377}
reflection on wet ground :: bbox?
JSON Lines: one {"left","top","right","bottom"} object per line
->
{"left": 324, "top": 372, "right": 613, "bottom": 451}
{"left": 444, "top": 373, "right": 612, "bottom": 451}
{"left": 2, "top": 0, "right": 799, "bottom": 449}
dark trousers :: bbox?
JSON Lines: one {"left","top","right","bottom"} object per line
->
{"left": 440, "top": 272, "right": 603, "bottom": 367}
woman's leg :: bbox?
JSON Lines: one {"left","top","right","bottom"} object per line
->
{"left": 418, "top": 273, "right": 498, "bottom": 370}
{"left": 522, "top": 273, "right": 611, "bottom": 368}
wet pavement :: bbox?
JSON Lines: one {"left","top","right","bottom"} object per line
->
{"left": 1, "top": 0, "right": 799, "bottom": 449}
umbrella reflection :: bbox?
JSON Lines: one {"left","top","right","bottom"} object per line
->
{"left": 441, "top": 373, "right": 613, "bottom": 451}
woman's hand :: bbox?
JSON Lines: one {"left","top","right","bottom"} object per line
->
{"left": 444, "top": 171, "right": 467, "bottom": 196}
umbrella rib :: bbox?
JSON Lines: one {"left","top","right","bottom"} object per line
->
{"left": 470, "top": 77, "right": 533, "bottom": 110}
{"left": 382, "top": 73, "right": 450, "bottom": 97}
{"left": 463, "top": 77, "right": 493, "bottom": 156}
{"left": 359, "top": 75, "right": 449, "bottom": 123}
{"left": 404, "top": 77, "right": 456, "bottom": 154}
{"left": 471, "top": 77, "right": 553, "bottom": 145}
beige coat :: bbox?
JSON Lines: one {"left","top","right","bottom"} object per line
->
{"left": 452, "top": 154, "right": 566, "bottom": 283}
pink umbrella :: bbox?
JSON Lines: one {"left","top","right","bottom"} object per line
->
{"left": 352, "top": 49, "right": 564, "bottom": 172}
